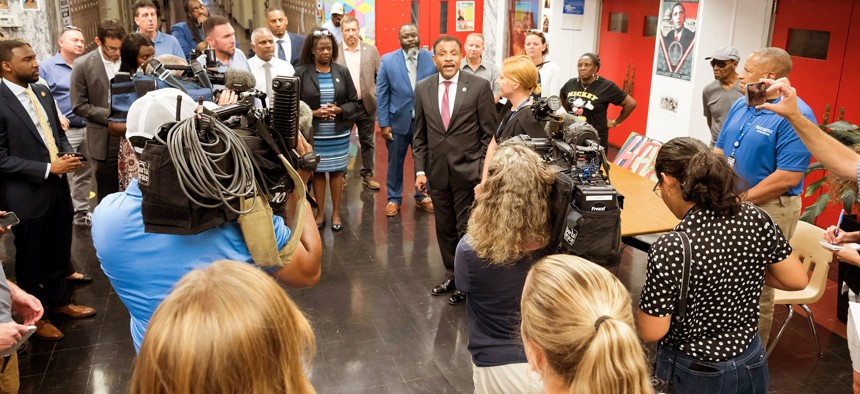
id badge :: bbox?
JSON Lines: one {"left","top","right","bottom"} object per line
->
{"left": 727, "top": 156, "right": 735, "bottom": 169}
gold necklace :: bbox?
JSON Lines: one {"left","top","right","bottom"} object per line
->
{"left": 580, "top": 75, "right": 599, "bottom": 91}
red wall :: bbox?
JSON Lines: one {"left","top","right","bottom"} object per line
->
{"left": 375, "top": 0, "right": 483, "bottom": 56}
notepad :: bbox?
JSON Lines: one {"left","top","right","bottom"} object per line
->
{"left": 819, "top": 241, "right": 860, "bottom": 251}
{"left": 0, "top": 325, "right": 36, "bottom": 357}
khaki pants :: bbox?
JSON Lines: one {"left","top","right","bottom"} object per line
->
{"left": 756, "top": 195, "right": 801, "bottom": 346}
{"left": 0, "top": 353, "right": 19, "bottom": 394}
{"left": 472, "top": 363, "right": 543, "bottom": 394}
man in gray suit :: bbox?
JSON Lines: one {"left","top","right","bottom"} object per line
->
{"left": 335, "top": 16, "right": 381, "bottom": 190}
{"left": 413, "top": 36, "right": 497, "bottom": 305}
{"left": 70, "top": 19, "right": 127, "bottom": 202}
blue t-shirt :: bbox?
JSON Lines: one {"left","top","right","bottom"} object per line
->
{"left": 715, "top": 96, "right": 815, "bottom": 196}
{"left": 92, "top": 179, "right": 290, "bottom": 351}
{"left": 454, "top": 235, "right": 550, "bottom": 367}
{"left": 39, "top": 53, "right": 86, "bottom": 127}
{"left": 152, "top": 31, "right": 186, "bottom": 59}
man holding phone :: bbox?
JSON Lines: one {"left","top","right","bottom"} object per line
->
{"left": 0, "top": 39, "right": 96, "bottom": 342}
{"left": 714, "top": 47, "right": 815, "bottom": 346}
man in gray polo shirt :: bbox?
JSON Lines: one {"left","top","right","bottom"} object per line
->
{"left": 702, "top": 45, "right": 742, "bottom": 147}
{"left": 460, "top": 33, "right": 500, "bottom": 103}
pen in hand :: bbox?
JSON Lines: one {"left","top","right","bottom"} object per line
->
{"left": 835, "top": 209, "right": 846, "bottom": 241}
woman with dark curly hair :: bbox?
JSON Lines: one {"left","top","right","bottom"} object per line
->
{"left": 637, "top": 137, "right": 808, "bottom": 393}
{"left": 454, "top": 143, "right": 555, "bottom": 393}
{"left": 294, "top": 27, "right": 360, "bottom": 231}
{"left": 112, "top": 33, "right": 154, "bottom": 190}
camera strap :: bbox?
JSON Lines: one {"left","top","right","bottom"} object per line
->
{"left": 653, "top": 230, "right": 692, "bottom": 392}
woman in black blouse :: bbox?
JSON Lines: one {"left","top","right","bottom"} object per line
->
{"left": 478, "top": 55, "right": 545, "bottom": 191}
{"left": 637, "top": 137, "right": 808, "bottom": 393}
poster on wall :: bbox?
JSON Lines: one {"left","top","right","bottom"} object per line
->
{"left": 508, "top": 0, "right": 539, "bottom": 56}
{"left": 317, "top": 0, "right": 377, "bottom": 44}
{"left": 656, "top": 0, "right": 698, "bottom": 81}
{"left": 22, "top": 0, "right": 39, "bottom": 11}
{"left": 456, "top": 1, "right": 475, "bottom": 32}
{"left": 561, "top": 0, "right": 584, "bottom": 30}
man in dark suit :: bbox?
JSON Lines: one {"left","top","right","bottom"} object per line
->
{"left": 0, "top": 39, "right": 96, "bottom": 341}
{"left": 376, "top": 24, "right": 437, "bottom": 216}
{"left": 663, "top": 2, "right": 694, "bottom": 66}
{"left": 335, "top": 15, "right": 381, "bottom": 190}
{"left": 70, "top": 19, "right": 126, "bottom": 203}
{"left": 413, "top": 36, "right": 497, "bottom": 305}
{"left": 265, "top": 6, "right": 305, "bottom": 68}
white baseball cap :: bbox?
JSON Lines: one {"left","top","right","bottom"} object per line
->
{"left": 330, "top": 3, "right": 344, "bottom": 15}
{"left": 126, "top": 88, "right": 217, "bottom": 153}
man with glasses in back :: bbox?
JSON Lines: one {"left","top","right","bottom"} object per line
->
{"left": 70, "top": 19, "right": 127, "bottom": 203}
{"left": 702, "top": 46, "right": 742, "bottom": 147}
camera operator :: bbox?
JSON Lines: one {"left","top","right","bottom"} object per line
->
{"left": 92, "top": 89, "right": 322, "bottom": 352}
{"left": 477, "top": 55, "right": 545, "bottom": 193}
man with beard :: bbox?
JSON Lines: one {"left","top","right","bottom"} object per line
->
{"left": 376, "top": 24, "right": 436, "bottom": 216}
{"left": 413, "top": 36, "right": 497, "bottom": 305}
{"left": 0, "top": 39, "right": 96, "bottom": 341}
{"left": 321, "top": 3, "right": 345, "bottom": 45}
{"left": 196, "top": 15, "right": 250, "bottom": 74}
{"left": 265, "top": 6, "right": 305, "bottom": 68}
{"left": 702, "top": 46, "right": 742, "bottom": 147}
{"left": 335, "top": 16, "right": 381, "bottom": 190}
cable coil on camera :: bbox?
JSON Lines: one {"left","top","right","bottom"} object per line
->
{"left": 155, "top": 115, "right": 257, "bottom": 214}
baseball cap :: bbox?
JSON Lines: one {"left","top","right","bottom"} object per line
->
{"left": 126, "top": 88, "right": 205, "bottom": 154}
{"left": 705, "top": 46, "right": 740, "bottom": 61}
{"left": 330, "top": 3, "right": 344, "bottom": 15}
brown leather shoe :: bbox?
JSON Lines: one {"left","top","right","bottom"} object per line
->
{"left": 386, "top": 202, "right": 400, "bottom": 217}
{"left": 416, "top": 198, "right": 434, "bottom": 213}
{"left": 50, "top": 304, "right": 96, "bottom": 319}
{"left": 362, "top": 175, "right": 381, "bottom": 190}
{"left": 34, "top": 320, "right": 63, "bottom": 341}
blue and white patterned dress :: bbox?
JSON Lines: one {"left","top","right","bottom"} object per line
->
{"left": 313, "top": 72, "right": 350, "bottom": 172}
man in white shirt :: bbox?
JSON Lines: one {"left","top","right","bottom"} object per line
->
{"left": 247, "top": 27, "right": 294, "bottom": 107}
{"left": 335, "top": 16, "right": 381, "bottom": 190}
{"left": 264, "top": 6, "right": 305, "bottom": 68}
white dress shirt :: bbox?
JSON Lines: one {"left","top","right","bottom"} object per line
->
{"left": 247, "top": 55, "right": 295, "bottom": 106}
{"left": 6, "top": 80, "right": 52, "bottom": 178}
{"left": 100, "top": 48, "right": 121, "bottom": 81}
{"left": 437, "top": 71, "right": 459, "bottom": 117}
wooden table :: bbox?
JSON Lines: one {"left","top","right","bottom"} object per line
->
{"left": 609, "top": 163, "right": 679, "bottom": 237}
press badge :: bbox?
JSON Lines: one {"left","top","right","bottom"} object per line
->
{"left": 727, "top": 156, "right": 735, "bottom": 168}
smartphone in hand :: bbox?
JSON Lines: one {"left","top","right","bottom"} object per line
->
{"left": 0, "top": 212, "right": 20, "bottom": 228}
{"left": 57, "top": 152, "right": 87, "bottom": 161}
{"left": 746, "top": 82, "right": 767, "bottom": 107}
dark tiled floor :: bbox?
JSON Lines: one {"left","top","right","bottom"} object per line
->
{"left": 0, "top": 132, "right": 856, "bottom": 393}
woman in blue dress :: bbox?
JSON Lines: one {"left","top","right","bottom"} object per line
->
{"left": 295, "top": 28, "right": 360, "bottom": 231}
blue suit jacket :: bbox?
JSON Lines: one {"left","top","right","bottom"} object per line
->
{"left": 376, "top": 48, "right": 436, "bottom": 136}
{"left": 171, "top": 22, "right": 202, "bottom": 61}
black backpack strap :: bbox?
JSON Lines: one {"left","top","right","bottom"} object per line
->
{"left": 675, "top": 231, "right": 692, "bottom": 321}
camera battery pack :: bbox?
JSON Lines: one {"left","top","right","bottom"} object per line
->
{"left": 573, "top": 183, "right": 618, "bottom": 212}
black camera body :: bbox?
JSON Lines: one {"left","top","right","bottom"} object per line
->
{"left": 515, "top": 96, "right": 623, "bottom": 265}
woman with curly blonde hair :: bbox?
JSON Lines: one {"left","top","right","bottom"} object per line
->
{"left": 521, "top": 254, "right": 652, "bottom": 394}
{"left": 130, "top": 260, "right": 316, "bottom": 394}
{"left": 454, "top": 142, "right": 556, "bottom": 393}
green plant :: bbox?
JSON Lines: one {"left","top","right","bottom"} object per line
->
{"left": 800, "top": 128, "right": 860, "bottom": 223}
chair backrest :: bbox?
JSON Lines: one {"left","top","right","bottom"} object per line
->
{"left": 779, "top": 220, "right": 832, "bottom": 304}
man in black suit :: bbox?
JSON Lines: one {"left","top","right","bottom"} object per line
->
{"left": 0, "top": 39, "right": 96, "bottom": 341}
{"left": 663, "top": 2, "right": 694, "bottom": 66}
{"left": 413, "top": 36, "right": 497, "bottom": 305}
{"left": 70, "top": 19, "right": 126, "bottom": 203}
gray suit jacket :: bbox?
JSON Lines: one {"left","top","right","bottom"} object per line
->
{"left": 70, "top": 49, "right": 113, "bottom": 161}
{"left": 335, "top": 42, "right": 381, "bottom": 116}
{"left": 413, "top": 72, "right": 497, "bottom": 189}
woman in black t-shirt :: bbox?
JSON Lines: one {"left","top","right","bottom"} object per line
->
{"left": 559, "top": 53, "right": 636, "bottom": 152}
{"left": 637, "top": 137, "right": 808, "bottom": 393}
{"left": 478, "top": 55, "right": 545, "bottom": 192}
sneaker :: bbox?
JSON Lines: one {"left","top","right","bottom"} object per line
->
{"left": 362, "top": 175, "right": 381, "bottom": 190}
{"left": 416, "top": 198, "right": 434, "bottom": 213}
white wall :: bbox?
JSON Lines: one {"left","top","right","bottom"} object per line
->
{"left": 645, "top": 0, "right": 773, "bottom": 143}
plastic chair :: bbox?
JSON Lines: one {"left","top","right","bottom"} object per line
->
{"left": 766, "top": 220, "right": 832, "bottom": 358}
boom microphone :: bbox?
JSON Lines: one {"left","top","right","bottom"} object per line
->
{"left": 224, "top": 69, "right": 256, "bottom": 93}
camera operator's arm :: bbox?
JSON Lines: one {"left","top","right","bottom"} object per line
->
{"left": 272, "top": 135, "right": 322, "bottom": 287}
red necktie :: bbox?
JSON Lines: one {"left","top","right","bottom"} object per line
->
{"left": 442, "top": 81, "right": 452, "bottom": 130}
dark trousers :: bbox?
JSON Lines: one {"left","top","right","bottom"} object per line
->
{"left": 429, "top": 183, "right": 474, "bottom": 280}
{"left": 12, "top": 176, "right": 73, "bottom": 308}
{"left": 92, "top": 155, "right": 118, "bottom": 204}
{"left": 354, "top": 106, "right": 376, "bottom": 177}
{"left": 385, "top": 120, "right": 426, "bottom": 204}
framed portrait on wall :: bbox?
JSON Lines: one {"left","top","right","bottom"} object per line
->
{"left": 655, "top": 0, "right": 699, "bottom": 81}
{"left": 456, "top": 1, "right": 475, "bottom": 32}
{"left": 509, "top": 0, "right": 539, "bottom": 56}
{"left": 22, "top": 0, "right": 40, "bottom": 11}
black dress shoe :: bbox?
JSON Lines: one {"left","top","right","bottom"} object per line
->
{"left": 430, "top": 279, "right": 456, "bottom": 296}
{"left": 66, "top": 273, "right": 93, "bottom": 283}
{"left": 448, "top": 290, "right": 466, "bottom": 305}
{"left": 316, "top": 220, "right": 326, "bottom": 230}
{"left": 331, "top": 223, "right": 343, "bottom": 232}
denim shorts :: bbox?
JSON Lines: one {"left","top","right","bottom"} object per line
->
{"left": 654, "top": 335, "right": 769, "bottom": 394}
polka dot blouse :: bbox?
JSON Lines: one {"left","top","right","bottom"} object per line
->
{"left": 639, "top": 203, "right": 792, "bottom": 362}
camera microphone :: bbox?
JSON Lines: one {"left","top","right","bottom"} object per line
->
{"left": 145, "top": 58, "right": 189, "bottom": 95}
{"left": 188, "top": 59, "right": 213, "bottom": 91}
{"left": 224, "top": 69, "right": 257, "bottom": 93}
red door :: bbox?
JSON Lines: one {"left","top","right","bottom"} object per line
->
{"left": 771, "top": 0, "right": 858, "bottom": 227}
{"left": 597, "top": 0, "right": 659, "bottom": 149}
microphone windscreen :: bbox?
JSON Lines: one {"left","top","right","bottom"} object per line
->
{"left": 224, "top": 69, "right": 256, "bottom": 93}
{"left": 298, "top": 100, "right": 313, "bottom": 134}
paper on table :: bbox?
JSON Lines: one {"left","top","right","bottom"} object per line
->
{"left": 819, "top": 241, "right": 860, "bottom": 251}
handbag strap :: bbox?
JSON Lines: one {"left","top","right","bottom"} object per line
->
{"left": 675, "top": 231, "right": 692, "bottom": 322}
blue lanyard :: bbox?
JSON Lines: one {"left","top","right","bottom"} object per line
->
{"left": 729, "top": 109, "right": 762, "bottom": 159}
{"left": 496, "top": 99, "right": 531, "bottom": 137}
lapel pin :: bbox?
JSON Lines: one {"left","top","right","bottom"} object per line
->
{"left": 336, "top": 78, "right": 340, "bottom": 83}
{"left": 40, "top": 91, "right": 46, "bottom": 97}
{"left": 462, "top": 87, "right": 467, "bottom": 92}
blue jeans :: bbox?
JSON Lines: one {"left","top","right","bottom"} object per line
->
{"left": 385, "top": 120, "right": 427, "bottom": 204}
{"left": 654, "top": 336, "right": 769, "bottom": 394}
